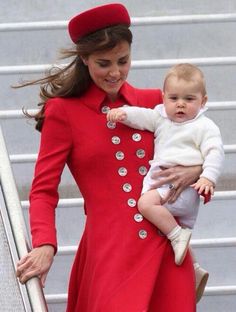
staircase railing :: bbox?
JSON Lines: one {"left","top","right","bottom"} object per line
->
{"left": 0, "top": 125, "right": 48, "bottom": 312}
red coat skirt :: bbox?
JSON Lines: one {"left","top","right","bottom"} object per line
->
{"left": 29, "top": 82, "right": 196, "bottom": 311}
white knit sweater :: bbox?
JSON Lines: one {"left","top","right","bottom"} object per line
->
{"left": 122, "top": 104, "right": 224, "bottom": 184}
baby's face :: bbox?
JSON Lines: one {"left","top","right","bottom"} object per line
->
{"left": 163, "top": 77, "right": 207, "bottom": 123}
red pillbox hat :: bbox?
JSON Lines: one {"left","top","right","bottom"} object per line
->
{"left": 68, "top": 3, "right": 131, "bottom": 43}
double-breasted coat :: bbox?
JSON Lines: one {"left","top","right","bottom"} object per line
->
{"left": 29, "top": 82, "right": 195, "bottom": 311}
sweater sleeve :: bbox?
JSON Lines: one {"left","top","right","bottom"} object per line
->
{"left": 199, "top": 119, "right": 224, "bottom": 184}
{"left": 121, "top": 105, "right": 161, "bottom": 132}
{"left": 29, "top": 99, "right": 72, "bottom": 252}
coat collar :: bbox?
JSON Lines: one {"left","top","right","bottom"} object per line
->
{"left": 81, "top": 82, "right": 138, "bottom": 112}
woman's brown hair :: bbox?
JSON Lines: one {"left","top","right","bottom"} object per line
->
{"left": 16, "top": 25, "right": 132, "bottom": 131}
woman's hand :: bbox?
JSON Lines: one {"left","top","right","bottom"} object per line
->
{"left": 151, "top": 165, "right": 202, "bottom": 203}
{"left": 16, "top": 245, "right": 55, "bottom": 288}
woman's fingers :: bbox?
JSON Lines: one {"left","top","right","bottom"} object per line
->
{"left": 151, "top": 168, "right": 192, "bottom": 203}
{"left": 169, "top": 186, "right": 183, "bottom": 203}
{"left": 151, "top": 165, "right": 202, "bottom": 202}
{"left": 18, "top": 268, "right": 39, "bottom": 284}
{"left": 160, "top": 188, "right": 176, "bottom": 204}
{"left": 16, "top": 254, "right": 29, "bottom": 269}
{"left": 16, "top": 245, "right": 54, "bottom": 285}
{"left": 17, "top": 256, "right": 41, "bottom": 284}
{"left": 40, "top": 272, "right": 48, "bottom": 288}
{"left": 16, "top": 259, "right": 32, "bottom": 278}
{"left": 151, "top": 171, "right": 178, "bottom": 189}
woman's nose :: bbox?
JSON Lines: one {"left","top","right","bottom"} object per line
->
{"left": 109, "top": 65, "right": 120, "bottom": 77}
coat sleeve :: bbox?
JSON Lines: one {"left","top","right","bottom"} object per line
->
{"left": 199, "top": 119, "right": 225, "bottom": 184}
{"left": 29, "top": 99, "right": 73, "bottom": 252}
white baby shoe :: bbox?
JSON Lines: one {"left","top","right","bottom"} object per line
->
{"left": 171, "top": 228, "right": 192, "bottom": 265}
{"left": 195, "top": 266, "right": 209, "bottom": 303}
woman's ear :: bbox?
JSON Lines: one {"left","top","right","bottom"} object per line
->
{"left": 81, "top": 57, "right": 88, "bottom": 66}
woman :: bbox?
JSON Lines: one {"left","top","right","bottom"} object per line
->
{"left": 16, "top": 3, "right": 200, "bottom": 311}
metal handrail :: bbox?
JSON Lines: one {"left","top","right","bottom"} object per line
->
{"left": 1, "top": 56, "right": 236, "bottom": 75}
{"left": 19, "top": 189, "right": 236, "bottom": 211}
{"left": 51, "top": 235, "right": 236, "bottom": 256}
{"left": 0, "top": 101, "right": 236, "bottom": 120}
{"left": 2, "top": 142, "right": 235, "bottom": 165}
{"left": 44, "top": 283, "right": 236, "bottom": 304}
{"left": 44, "top": 284, "right": 236, "bottom": 304}
{"left": 0, "top": 13, "right": 236, "bottom": 33}
{"left": 0, "top": 125, "right": 48, "bottom": 312}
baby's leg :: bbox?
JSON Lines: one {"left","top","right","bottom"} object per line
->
{"left": 138, "top": 190, "right": 191, "bottom": 265}
{"left": 138, "top": 189, "right": 178, "bottom": 234}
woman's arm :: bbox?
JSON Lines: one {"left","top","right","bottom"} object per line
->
{"left": 150, "top": 165, "right": 202, "bottom": 203}
{"left": 16, "top": 99, "right": 72, "bottom": 285}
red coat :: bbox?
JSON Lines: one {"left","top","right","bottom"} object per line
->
{"left": 29, "top": 82, "right": 195, "bottom": 311}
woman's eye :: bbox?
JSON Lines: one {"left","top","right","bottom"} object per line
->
{"left": 98, "top": 63, "right": 109, "bottom": 68}
{"left": 119, "top": 60, "right": 128, "bottom": 65}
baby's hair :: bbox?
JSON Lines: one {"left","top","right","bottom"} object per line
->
{"left": 163, "top": 63, "right": 207, "bottom": 95}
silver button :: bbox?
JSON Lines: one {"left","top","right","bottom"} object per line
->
{"left": 101, "top": 106, "right": 110, "bottom": 114}
{"left": 136, "top": 149, "right": 145, "bottom": 158}
{"left": 134, "top": 213, "right": 143, "bottom": 223}
{"left": 123, "top": 183, "right": 132, "bottom": 192}
{"left": 139, "top": 166, "right": 148, "bottom": 176}
{"left": 111, "top": 136, "right": 121, "bottom": 144}
{"left": 139, "top": 229, "right": 147, "bottom": 239}
{"left": 118, "top": 167, "right": 127, "bottom": 176}
{"left": 115, "top": 151, "right": 124, "bottom": 160}
{"left": 127, "top": 198, "right": 136, "bottom": 207}
{"left": 132, "top": 133, "right": 142, "bottom": 142}
{"left": 107, "top": 121, "right": 116, "bottom": 129}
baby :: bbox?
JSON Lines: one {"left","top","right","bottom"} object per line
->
{"left": 107, "top": 63, "right": 224, "bottom": 269}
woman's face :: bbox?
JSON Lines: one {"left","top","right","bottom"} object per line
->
{"left": 83, "top": 41, "right": 131, "bottom": 101}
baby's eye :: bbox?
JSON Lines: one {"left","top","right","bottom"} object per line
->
{"left": 185, "top": 97, "right": 195, "bottom": 101}
{"left": 169, "top": 96, "right": 178, "bottom": 101}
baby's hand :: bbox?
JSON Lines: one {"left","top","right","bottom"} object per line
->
{"left": 191, "top": 177, "right": 215, "bottom": 195}
{"left": 107, "top": 108, "right": 127, "bottom": 122}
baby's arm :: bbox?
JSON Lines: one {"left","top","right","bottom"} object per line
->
{"left": 107, "top": 105, "right": 160, "bottom": 132}
{"left": 196, "top": 118, "right": 224, "bottom": 186}
{"left": 191, "top": 177, "right": 215, "bottom": 195}
{"left": 107, "top": 108, "right": 127, "bottom": 122}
